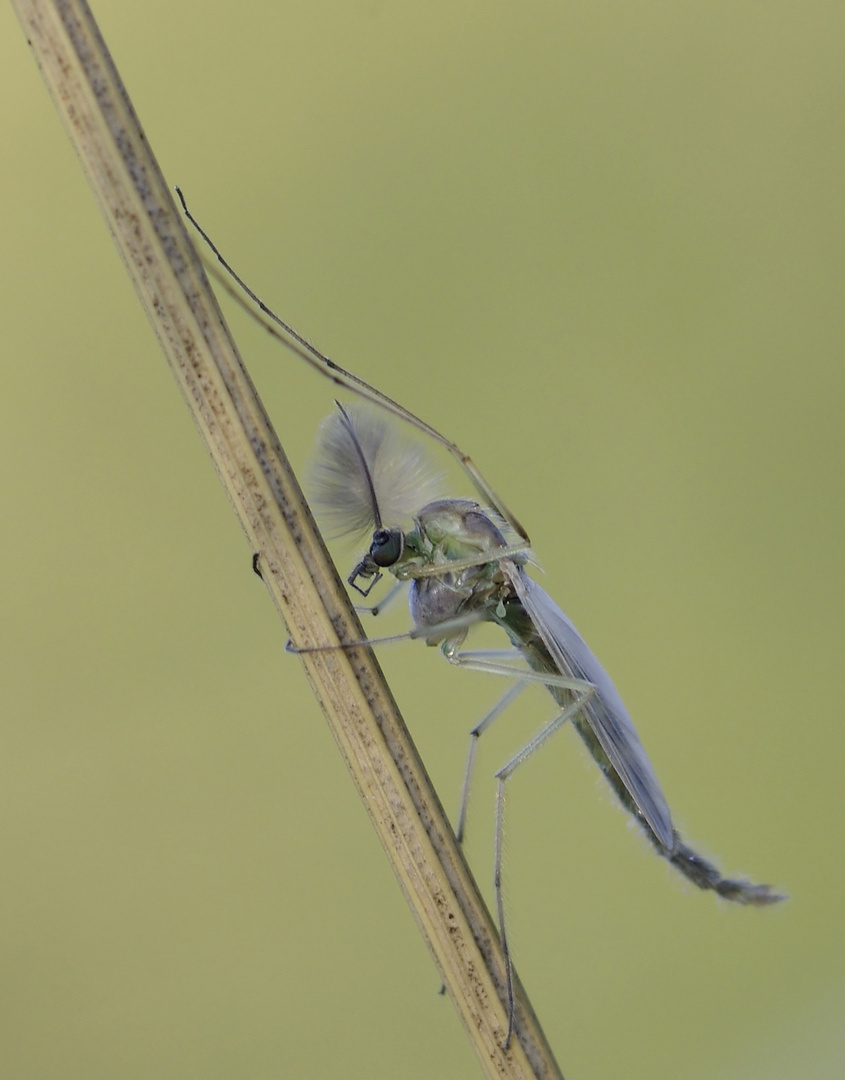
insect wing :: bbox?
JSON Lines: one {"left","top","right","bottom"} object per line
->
{"left": 510, "top": 569, "right": 675, "bottom": 851}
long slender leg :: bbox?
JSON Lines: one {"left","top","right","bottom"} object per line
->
{"left": 178, "top": 190, "right": 531, "bottom": 544}
{"left": 434, "top": 680, "right": 528, "bottom": 1003}
{"left": 354, "top": 580, "right": 406, "bottom": 618}
{"left": 287, "top": 609, "right": 489, "bottom": 655}
{"left": 445, "top": 643, "right": 598, "bottom": 1045}
{"left": 495, "top": 773, "right": 514, "bottom": 1046}
{"left": 493, "top": 692, "right": 596, "bottom": 1047}
{"left": 456, "top": 682, "right": 527, "bottom": 844}
{"left": 409, "top": 543, "right": 530, "bottom": 578}
{"left": 289, "top": 601, "right": 604, "bottom": 1044}
{"left": 453, "top": 648, "right": 561, "bottom": 842}
{"left": 445, "top": 647, "right": 596, "bottom": 696}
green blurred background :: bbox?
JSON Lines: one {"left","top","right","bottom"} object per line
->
{"left": 2, "top": 2, "right": 843, "bottom": 1077}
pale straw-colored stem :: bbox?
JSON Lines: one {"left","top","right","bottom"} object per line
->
{"left": 10, "top": 2, "right": 563, "bottom": 1076}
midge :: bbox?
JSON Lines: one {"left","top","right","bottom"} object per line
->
{"left": 177, "top": 191, "right": 785, "bottom": 1045}
{"left": 307, "top": 402, "right": 783, "bottom": 1041}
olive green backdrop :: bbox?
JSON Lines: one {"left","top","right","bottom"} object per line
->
{"left": 2, "top": 3, "right": 843, "bottom": 1078}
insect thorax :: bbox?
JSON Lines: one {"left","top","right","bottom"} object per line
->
{"left": 403, "top": 498, "right": 515, "bottom": 640}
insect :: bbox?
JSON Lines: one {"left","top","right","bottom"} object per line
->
{"left": 177, "top": 190, "right": 785, "bottom": 1045}
{"left": 308, "top": 401, "right": 784, "bottom": 1041}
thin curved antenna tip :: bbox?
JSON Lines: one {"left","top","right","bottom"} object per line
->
{"left": 334, "top": 401, "right": 384, "bottom": 530}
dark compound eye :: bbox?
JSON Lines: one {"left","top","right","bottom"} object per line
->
{"left": 370, "top": 528, "right": 404, "bottom": 568}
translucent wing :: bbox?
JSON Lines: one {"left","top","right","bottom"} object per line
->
{"left": 510, "top": 569, "right": 675, "bottom": 851}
